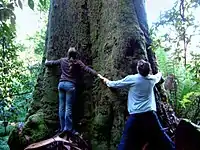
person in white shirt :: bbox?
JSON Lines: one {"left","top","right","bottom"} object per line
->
{"left": 99, "top": 60, "right": 175, "bottom": 150}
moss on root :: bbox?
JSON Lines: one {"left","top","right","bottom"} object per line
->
{"left": 8, "top": 112, "right": 50, "bottom": 150}
{"left": 23, "top": 113, "right": 49, "bottom": 141}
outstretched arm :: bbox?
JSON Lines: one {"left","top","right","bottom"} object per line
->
{"left": 153, "top": 72, "right": 162, "bottom": 84}
{"left": 101, "top": 75, "right": 135, "bottom": 88}
{"left": 78, "top": 60, "right": 98, "bottom": 76}
{"left": 45, "top": 59, "right": 61, "bottom": 66}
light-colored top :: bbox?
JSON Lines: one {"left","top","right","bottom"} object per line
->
{"left": 106, "top": 72, "right": 162, "bottom": 114}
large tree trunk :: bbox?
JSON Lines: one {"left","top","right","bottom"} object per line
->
{"left": 8, "top": 0, "right": 175, "bottom": 149}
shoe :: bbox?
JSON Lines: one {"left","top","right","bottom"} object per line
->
{"left": 72, "top": 130, "right": 80, "bottom": 136}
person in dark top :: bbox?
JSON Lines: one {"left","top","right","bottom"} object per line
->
{"left": 45, "top": 47, "right": 101, "bottom": 134}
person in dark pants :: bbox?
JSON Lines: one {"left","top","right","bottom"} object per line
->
{"left": 99, "top": 60, "right": 175, "bottom": 150}
{"left": 45, "top": 47, "right": 101, "bottom": 134}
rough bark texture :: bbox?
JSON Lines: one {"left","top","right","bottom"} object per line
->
{"left": 8, "top": 0, "right": 162, "bottom": 149}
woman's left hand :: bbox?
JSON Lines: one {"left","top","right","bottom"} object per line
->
{"left": 98, "top": 74, "right": 110, "bottom": 83}
{"left": 97, "top": 74, "right": 103, "bottom": 79}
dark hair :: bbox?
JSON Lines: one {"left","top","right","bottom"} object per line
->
{"left": 137, "top": 60, "right": 151, "bottom": 77}
{"left": 67, "top": 47, "right": 78, "bottom": 59}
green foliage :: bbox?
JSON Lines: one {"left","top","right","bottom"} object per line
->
{"left": 0, "top": 0, "right": 15, "bottom": 24}
{"left": 0, "top": 123, "right": 14, "bottom": 136}
{"left": 152, "top": 0, "right": 200, "bottom": 67}
{"left": 0, "top": 0, "right": 48, "bottom": 149}
{"left": 0, "top": 15, "right": 25, "bottom": 132}
{"left": 28, "top": 28, "right": 46, "bottom": 57}
{"left": 17, "top": 0, "right": 23, "bottom": 9}
{"left": 151, "top": 0, "right": 200, "bottom": 123}
{"left": 28, "top": 0, "right": 34, "bottom": 10}
{"left": 38, "top": 0, "right": 50, "bottom": 12}
{"left": 181, "top": 92, "right": 200, "bottom": 123}
{"left": 0, "top": 136, "right": 9, "bottom": 150}
{"left": 0, "top": 0, "right": 49, "bottom": 17}
{"left": 154, "top": 41, "right": 200, "bottom": 123}
{"left": 0, "top": 0, "right": 47, "bottom": 136}
{"left": 187, "top": 52, "right": 200, "bottom": 82}
{"left": 155, "top": 48, "right": 175, "bottom": 76}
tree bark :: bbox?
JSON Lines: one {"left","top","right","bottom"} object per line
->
{"left": 8, "top": 0, "right": 170, "bottom": 149}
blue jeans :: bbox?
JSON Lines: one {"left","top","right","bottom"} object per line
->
{"left": 118, "top": 111, "right": 175, "bottom": 150}
{"left": 58, "top": 81, "right": 75, "bottom": 131}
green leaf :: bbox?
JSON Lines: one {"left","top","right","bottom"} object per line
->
{"left": 43, "top": 0, "right": 47, "bottom": 6}
{"left": 18, "top": 0, "right": 23, "bottom": 9}
{"left": 39, "top": 0, "right": 44, "bottom": 6}
{"left": 6, "top": 3, "right": 14, "bottom": 10}
{"left": 10, "top": 15, "right": 15, "bottom": 25}
{"left": 28, "top": 0, "right": 34, "bottom": 10}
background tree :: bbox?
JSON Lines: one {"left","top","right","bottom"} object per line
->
{"left": 0, "top": 0, "right": 49, "bottom": 149}
{"left": 153, "top": 0, "right": 200, "bottom": 68}
{"left": 151, "top": 0, "right": 200, "bottom": 122}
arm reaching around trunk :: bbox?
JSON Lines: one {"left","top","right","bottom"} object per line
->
{"left": 45, "top": 59, "right": 61, "bottom": 66}
{"left": 153, "top": 72, "right": 162, "bottom": 84}
{"left": 99, "top": 75, "right": 135, "bottom": 88}
{"left": 78, "top": 60, "right": 98, "bottom": 76}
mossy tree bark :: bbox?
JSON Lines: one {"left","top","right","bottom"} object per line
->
{"left": 8, "top": 0, "right": 167, "bottom": 150}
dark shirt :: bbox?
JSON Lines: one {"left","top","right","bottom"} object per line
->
{"left": 45, "top": 58, "right": 97, "bottom": 83}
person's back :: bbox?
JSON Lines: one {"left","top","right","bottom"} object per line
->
{"left": 101, "top": 59, "right": 175, "bottom": 150}
{"left": 46, "top": 48, "right": 97, "bottom": 83}
{"left": 128, "top": 73, "right": 158, "bottom": 114}
{"left": 45, "top": 47, "right": 99, "bottom": 134}
{"left": 105, "top": 59, "right": 161, "bottom": 114}
{"left": 59, "top": 58, "right": 84, "bottom": 83}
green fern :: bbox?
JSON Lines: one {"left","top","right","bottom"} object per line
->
{"left": 155, "top": 47, "right": 200, "bottom": 119}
